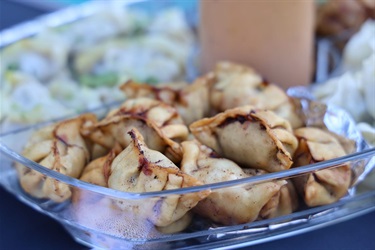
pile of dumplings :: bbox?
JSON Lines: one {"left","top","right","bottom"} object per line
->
{"left": 15, "top": 62, "right": 358, "bottom": 235}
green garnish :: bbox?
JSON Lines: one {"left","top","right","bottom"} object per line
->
{"left": 79, "top": 72, "right": 119, "bottom": 88}
{"left": 144, "top": 76, "right": 159, "bottom": 85}
{"left": 7, "top": 63, "right": 19, "bottom": 71}
{"left": 131, "top": 20, "right": 146, "bottom": 36}
{"left": 53, "top": 24, "right": 71, "bottom": 33}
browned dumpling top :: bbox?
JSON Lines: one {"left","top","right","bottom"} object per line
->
{"left": 292, "top": 127, "right": 352, "bottom": 207}
{"left": 210, "top": 61, "right": 304, "bottom": 128}
{"left": 294, "top": 127, "right": 347, "bottom": 161}
{"left": 15, "top": 113, "right": 97, "bottom": 202}
{"left": 190, "top": 105, "right": 298, "bottom": 172}
{"left": 180, "top": 140, "right": 294, "bottom": 225}
{"left": 82, "top": 97, "right": 188, "bottom": 163}
{"left": 120, "top": 75, "right": 214, "bottom": 125}
{"left": 107, "top": 128, "right": 210, "bottom": 227}
{"left": 75, "top": 140, "right": 195, "bottom": 234}
{"left": 210, "top": 62, "right": 283, "bottom": 110}
{"left": 119, "top": 80, "right": 184, "bottom": 104}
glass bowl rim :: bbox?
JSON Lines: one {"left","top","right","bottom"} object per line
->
{"left": 1, "top": 137, "right": 374, "bottom": 200}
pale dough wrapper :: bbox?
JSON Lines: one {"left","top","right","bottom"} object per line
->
{"left": 189, "top": 106, "right": 298, "bottom": 172}
{"left": 79, "top": 143, "right": 122, "bottom": 187}
{"left": 119, "top": 75, "right": 213, "bottom": 125}
{"left": 82, "top": 97, "right": 189, "bottom": 163}
{"left": 209, "top": 61, "right": 304, "bottom": 128}
{"left": 76, "top": 142, "right": 192, "bottom": 234}
{"left": 180, "top": 140, "right": 296, "bottom": 225}
{"left": 15, "top": 113, "right": 96, "bottom": 202}
{"left": 292, "top": 127, "right": 352, "bottom": 207}
{"left": 107, "top": 128, "right": 210, "bottom": 228}
{"left": 242, "top": 168, "right": 299, "bottom": 219}
{"left": 155, "top": 213, "right": 193, "bottom": 234}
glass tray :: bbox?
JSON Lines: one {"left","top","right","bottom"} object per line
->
{"left": 0, "top": 98, "right": 374, "bottom": 249}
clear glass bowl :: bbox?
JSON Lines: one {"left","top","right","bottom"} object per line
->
{"left": 0, "top": 101, "right": 374, "bottom": 249}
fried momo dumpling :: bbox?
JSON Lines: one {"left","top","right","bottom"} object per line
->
{"left": 190, "top": 106, "right": 298, "bottom": 172}
{"left": 120, "top": 75, "right": 213, "bottom": 125}
{"left": 210, "top": 61, "right": 304, "bottom": 128}
{"left": 76, "top": 142, "right": 193, "bottom": 234}
{"left": 292, "top": 127, "right": 352, "bottom": 207}
{"left": 15, "top": 113, "right": 96, "bottom": 202}
{"left": 83, "top": 97, "right": 188, "bottom": 163}
{"left": 107, "top": 128, "right": 210, "bottom": 227}
{"left": 180, "top": 140, "right": 294, "bottom": 225}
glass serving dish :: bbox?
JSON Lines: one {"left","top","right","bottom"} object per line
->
{"left": 1, "top": 1, "right": 375, "bottom": 250}
{"left": 0, "top": 94, "right": 374, "bottom": 249}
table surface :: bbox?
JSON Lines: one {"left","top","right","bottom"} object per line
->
{"left": 1, "top": 1, "right": 375, "bottom": 249}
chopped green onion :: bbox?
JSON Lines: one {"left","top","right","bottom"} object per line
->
{"left": 7, "top": 63, "right": 19, "bottom": 71}
{"left": 144, "top": 76, "right": 159, "bottom": 85}
{"left": 131, "top": 20, "right": 146, "bottom": 36}
{"left": 79, "top": 72, "right": 119, "bottom": 88}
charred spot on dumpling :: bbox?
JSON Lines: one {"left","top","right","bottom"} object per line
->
{"left": 56, "top": 134, "right": 69, "bottom": 145}
{"left": 259, "top": 123, "right": 267, "bottom": 130}
{"left": 138, "top": 157, "right": 153, "bottom": 176}
{"left": 255, "top": 80, "right": 269, "bottom": 91}
{"left": 261, "top": 77, "right": 270, "bottom": 86}
{"left": 116, "top": 106, "right": 151, "bottom": 120}
{"left": 128, "top": 129, "right": 137, "bottom": 140}
{"left": 209, "top": 151, "right": 220, "bottom": 158}
{"left": 219, "top": 116, "right": 248, "bottom": 127}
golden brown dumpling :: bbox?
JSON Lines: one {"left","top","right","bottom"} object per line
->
{"left": 210, "top": 61, "right": 304, "bottom": 128}
{"left": 83, "top": 97, "right": 188, "bottom": 163}
{"left": 107, "top": 128, "right": 210, "bottom": 227}
{"left": 119, "top": 75, "right": 213, "bottom": 125}
{"left": 15, "top": 113, "right": 96, "bottom": 202}
{"left": 292, "top": 127, "right": 352, "bottom": 207}
{"left": 190, "top": 106, "right": 298, "bottom": 172}
{"left": 180, "top": 140, "right": 295, "bottom": 225}
{"left": 76, "top": 142, "right": 193, "bottom": 234}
